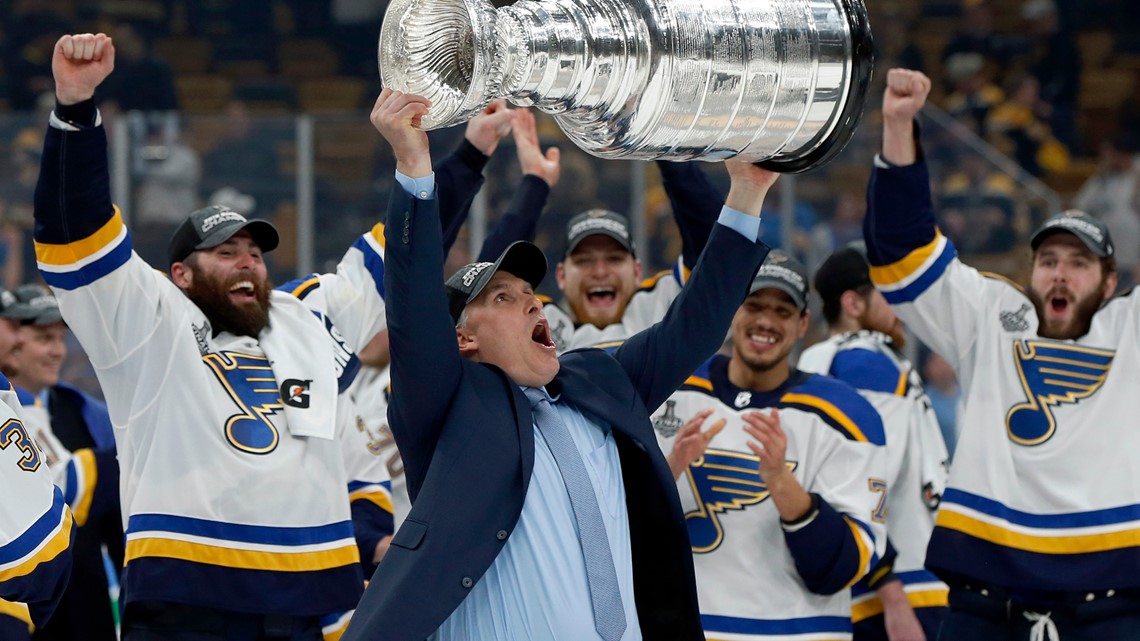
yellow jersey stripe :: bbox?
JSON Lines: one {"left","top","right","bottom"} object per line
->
{"left": 71, "top": 449, "right": 98, "bottom": 527}
{"left": 843, "top": 516, "right": 872, "bottom": 589}
{"left": 851, "top": 588, "right": 948, "bottom": 623}
{"left": 35, "top": 207, "right": 125, "bottom": 267}
{"left": 0, "top": 508, "right": 74, "bottom": 582}
{"left": 782, "top": 393, "right": 868, "bottom": 442}
{"left": 683, "top": 376, "right": 713, "bottom": 391}
{"left": 0, "top": 599, "right": 32, "bottom": 631}
{"left": 125, "top": 538, "right": 360, "bottom": 572}
{"left": 349, "top": 490, "right": 395, "bottom": 514}
{"left": 869, "top": 232, "right": 943, "bottom": 287}
{"left": 936, "top": 510, "right": 1140, "bottom": 554}
{"left": 369, "top": 223, "right": 386, "bottom": 249}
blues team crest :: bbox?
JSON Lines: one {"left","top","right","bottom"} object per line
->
{"left": 684, "top": 449, "right": 796, "bottom": 552}
{"left": 1006, "top": 340, "right": 1114, "bottom": 446}
{"left": 203, "top": 351, "right": 284, "bottom": 454}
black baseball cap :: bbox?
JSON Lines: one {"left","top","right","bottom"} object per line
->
{"left": 445, "top": 241, "right": 548, "bottom": 324}
{"left": 1029, "top": 210, "right": 1114, "bottom": 258}
{"left": 9, "top": 283, "right": 63, "bottom": 326}
{"left": 749, "top": 250, "right": 810, "bottom": 311}
{"left": 168, "top": 205, "right": 280, "bottom": 266}
{"left": 0, "top": 287, "right": 24, "bottom": 321}
{"left": 565, "top": 209, "right": 635, "bottom": 256}
{"left": 814, "top": 244, "right": 873, "bottom": 309}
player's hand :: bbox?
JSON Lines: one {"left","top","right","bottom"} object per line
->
{"left": 667, "top": 408, "right": 726, "bottom": 480}
{"left": 882, "top": 69, "right": 931, "bottom": 126}
{"left": 742, "top": 409, "right": 792, "bottom": 489}
{"left": 880, "top": 580, "right": 926, "bottom": 641}
{"left": 53, "top": 33, "right": 115, "bottom": 105}
{"left": 465, "top": 99, "right": 516, "bottom": 156}
{"left": 372, "top": 89, "right": 433, "bottom": 178}
{"left": 512, "top": 108, "right": 561, "bottom": 187}
{"left": 725, "top": 160, "right": 780, "bottom": 217}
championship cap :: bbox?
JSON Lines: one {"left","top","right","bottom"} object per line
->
{"left": 8, "top": 283, "right": 63, "bottom": 326}
{"left": 168, "top": 205, "right": 280, "bottom": 266}
{"left": 1029, "top": 210, "right": 1114, "bottom": 258}
{"left": 814, "top": 244, "right": 873, "bottom": 309}
{"left": 445, "top": 241, "right": 549, "bottom": 324}
{"left": 0, "top": 287, "right": 24, "bottom": 321}
{"left": 565, "top": 209, "right": 635, "bottom": 256}
{"left": 749, "top": 250, "right": 810, "bottom": 311}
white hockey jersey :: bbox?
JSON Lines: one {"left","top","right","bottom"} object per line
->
{"left": 0, "top": 375, "right": 74, "bottom": 631}
{"left": 798, "top": 332, "right": 949, "bottom": 622}
{"left": 36, "top": 209, "right": 388, "bottom": 616}
{"left": 544, "top": 260, "right": 685, "bottom": 353}
{"left": 866, "top": 157, "right": 1140, "bottom": 592}
{"left": 650, "top": 355, "right": 887, "bottom": 641}
{"left": 347, "top": 364, "right": 408, "bottom": 529}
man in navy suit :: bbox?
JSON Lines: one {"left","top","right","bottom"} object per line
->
{"left": 343, "top": 89, "right": 778, "bottom": 641}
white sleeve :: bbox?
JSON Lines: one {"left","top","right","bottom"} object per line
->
{"left": 306, "top": 225, "right": 388, "bottom": 353}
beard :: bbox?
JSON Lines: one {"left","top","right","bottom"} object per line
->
{"left": 1028, "top": 284, "right": 1103, "bottom": 340}
{"left": 184, "top": 270, "right": 272, "bottom": 337}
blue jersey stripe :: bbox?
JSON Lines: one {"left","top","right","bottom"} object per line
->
{"left": 944, "top": 489, "right": 1140, "bottom": 529}
{"left": 0, "top": 491, "right": 68, "bottom": 565}
{"left": 881, "top": 241, "right": 956, "bottom": 305}
{"left": 701, "top": 614, "right": 852, "bottom": 634}
{"left": 126, "top": 513, "right": 354, "bottom": 546}
{"left": 39, "top": 234, "right": 133, "bottom": 291}
{"left": 351, "top": 236, "right": 386, "bottom": 299}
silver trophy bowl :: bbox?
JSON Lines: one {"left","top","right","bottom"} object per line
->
{"left": 379, "top": 0, "right": 872, "bottom": 171}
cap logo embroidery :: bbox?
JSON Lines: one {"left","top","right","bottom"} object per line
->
{"left": 755, "top": 264, "right": 805, "bottom": 291}
{"left": 568, "top": 217, "right": 629, "bottom": 240}
{"left": 1046, "top": 216, "right": 1103, "bottom": 245}
{"left": 462, "top": 263, "right": 493, "bottom": 287}
{"left": 201, "top": 211, "right": 246, "bottom": 233}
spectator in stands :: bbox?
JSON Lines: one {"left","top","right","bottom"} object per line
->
{"left": 940, "top": 0, "right": 1015, "bottom": 87}
{"left": 939, "top": 153, "right": 1020, "bottom": 254}
{"left": 97, "top": 23, "right": 179, "bottom": 112}
{"left": 942, "top": 52, "right": 1005, "bottom": 138}
{"left": 1072, "top": 131, "right": 1140, "bottom": 288}
{"left": 1018, "top": 0, "right": 1081, "bottom": 149}
{"left": 985, "top": 72, "right": 1070, "bottom": 177}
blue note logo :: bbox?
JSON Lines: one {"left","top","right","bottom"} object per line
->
{"left": 1006, "top": 341, "right": 1114, "bottom": 446}
{"left": 684, "top": 449, "right": 796, "bottom": 553}
{"left": 203, "top": 351, "right": 284, "bottom": 454}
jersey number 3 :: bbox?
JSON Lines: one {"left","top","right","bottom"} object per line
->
{"left": 0, "top": 418, "right": 41, "bottom": 471}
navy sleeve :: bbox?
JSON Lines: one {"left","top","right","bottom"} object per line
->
{"left": 657, "top": 160, "right": 722, "bottom": 270}
{"left": 350, "top": 501, "right": 394, "bottom": 579}
{"left": 436, "top": 140, "right": 489, "bottom": 254}
{"left": 863, "top": 127, "right": 939, "bottom": 269}
{"left": 477, "top": 175, "right": 550, "bottom": 262}
{"left": 783, "top": 494, "right": 868, "bottom": 595}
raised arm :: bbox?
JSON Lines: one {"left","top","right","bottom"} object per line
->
{"left": 439, "top": 100, "right": 516, "bottom": 252}
{"left": 614, "top": 161, "right": 775, "bottom": 412}
{"left": 656, "top": 160, "right": 723, "bottom": 272}
{"left": 371, "top": 90, "right": 463, "bottom": 488}
{"left": 477, "top": 108, "right": 559, "bottom": 262}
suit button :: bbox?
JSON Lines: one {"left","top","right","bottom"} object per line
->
{"left": 461, "top": 577, "right": 474, "bottom": 588}
{"left": 496, "top": 530, "right": 508, "bottom": 541}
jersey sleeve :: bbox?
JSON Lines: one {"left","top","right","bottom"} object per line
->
{"left": 619, "top": 265, "right": 685, "bottom": 337}
{"left": 0, "top": 403, "right": 75, "bottom": 629}
{"left": 864, "top": 156, "right": 1012, "bottom": 369}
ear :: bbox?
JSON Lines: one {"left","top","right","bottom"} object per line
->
{"left": 839, "top": 289, "right": 866, "bottom": 319}
{"left": 633, "top": 258, "right": 643, "bottom": 283}
{"left": 456, "top": 326, "right": 479, "bottom": 357}
{"left": 797, "top": 308, "right": 811, "bottom": 338}
{"left": 170, "top": 261, "right": 193, "bottom": 289}
{"left": 1102, "top": 272, "right": 1119, "bottom": 302}
{"left": 555, "top": 261, "right": 567, "bottom": 291}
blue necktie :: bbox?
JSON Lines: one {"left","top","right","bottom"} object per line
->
{"left": 524, "top": 387, "right": 627, "bottom": 641}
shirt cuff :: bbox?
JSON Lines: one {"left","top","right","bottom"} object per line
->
{"left": 717, "top": 206, "right": 763, "bottom": 242}
{"left": 395, "top": 171, "right": 436, "bottom": 200}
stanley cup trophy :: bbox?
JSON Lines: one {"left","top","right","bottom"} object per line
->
{"left": 378, "top": 0, "right": 872, "bottom": 171}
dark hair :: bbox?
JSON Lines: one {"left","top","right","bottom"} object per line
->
{"left": 821, "top": 283, "right": 874, "bottom": 325}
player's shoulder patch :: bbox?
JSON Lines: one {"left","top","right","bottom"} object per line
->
{"left": 678, "top": 357, "right": 715, "bottom": 394}
{"left": 980, "top": 270, "right": 1027, "bottom": 296}
{"left": 280, "top": 274, "right": 321, "bottom": 300}
{"left": 638, "top": 268, "right": 674, "bottom": 291}
{"left": 779, "top": 374, "right": 886, "bottom": 445}
{"left": 830, "top": 347, "right": 907, "bottom": 396}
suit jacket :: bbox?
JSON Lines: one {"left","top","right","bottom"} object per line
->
{"left": 343, "top": 186, "right": 769, "bottom": 641}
